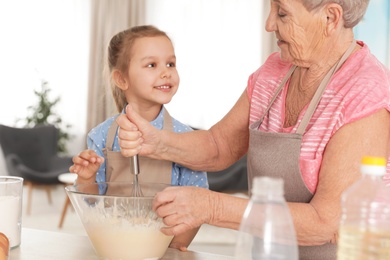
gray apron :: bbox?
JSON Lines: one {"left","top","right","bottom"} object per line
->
{"left": 103, "top": 109, "right": 172, "bottom": 185}
{"left": 248, "top": 41, "right": 356, "bottom": 260}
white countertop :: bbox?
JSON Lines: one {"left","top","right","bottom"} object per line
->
{"left": 10, "top": 228, "right": 234, "bottom": 260}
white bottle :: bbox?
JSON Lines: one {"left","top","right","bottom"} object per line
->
{"left": 337, "top": 156, "right": 390, "bottom": 259}
{"left": 235, "top": 176, "right": 298, "bottom": 260}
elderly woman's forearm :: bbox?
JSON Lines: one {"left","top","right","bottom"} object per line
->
{"left": 157, "top": 91, "right": 250, "bottom": 172}
{"left": 158, "top": 129, "right": 235, "bottom": 172}
{"left": 289, "top": 202, "right": 339, "bottom": 246}
{"left": 208, "top": 192, "right": 248, "bottom": 230}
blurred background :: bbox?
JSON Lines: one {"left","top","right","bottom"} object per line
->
{"left": 0, "top": 0, "right": 389, "bottom": 163}
{"left": 0, "top": 0, "right": 388, "bottom": 256}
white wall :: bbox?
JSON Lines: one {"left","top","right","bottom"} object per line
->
{"left": 0, "top": 0, "right": 90, "bottom": 160}
{"left": 0, "top": 0, "right": 388, "bottom": 175}
{"left": 145, "top": 0, "right": 263, "bottom": 129}
{"left": 0, "top": 0, "right": 264, "bottom": 170}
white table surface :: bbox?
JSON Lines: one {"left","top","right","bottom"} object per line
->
{"left": 10, "top": 228, "right": 234, "bottom": 260}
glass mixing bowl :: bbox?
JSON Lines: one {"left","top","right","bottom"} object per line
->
{"left": 65, "top": 182, "right": 173, "bottom": 260}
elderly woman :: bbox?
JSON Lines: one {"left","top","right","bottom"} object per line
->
{"left": 116, "top": 0, "right": 390, "bottom": 259}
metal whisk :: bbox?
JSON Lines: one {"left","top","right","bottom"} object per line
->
{"left": 131, "top": 154, "right": 144, "bottom": 197}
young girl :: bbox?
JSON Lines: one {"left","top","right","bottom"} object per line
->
{"left": 69, "top": 25, "right": 208, "bottom": 251}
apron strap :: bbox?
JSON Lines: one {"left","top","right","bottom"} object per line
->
{"left": 254, "top": 40, "right": 357, "bottom": 134}
{"left": 105, "top": 116, "right": 119, "bottom": 151}
{"left": 296, "top": 40, "right": 357, "bottom": 134}
{"left": 162, "top": 108, "right": 173, "bottom": 132}
{"left": 255, "top": 66, "right": 296, "bottom": 129}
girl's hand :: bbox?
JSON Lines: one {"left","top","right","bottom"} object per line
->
{"left": 69, "top": 149, "right": 103, "bottom": 183}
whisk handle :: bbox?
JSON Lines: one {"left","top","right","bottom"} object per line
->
{"left": 131, "top": 155, "right": 140, "bottom": 175}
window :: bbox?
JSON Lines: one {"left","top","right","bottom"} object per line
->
{"left": 354, "top": 0, "right": 390, "bottom": 67}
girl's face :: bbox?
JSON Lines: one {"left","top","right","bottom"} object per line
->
{"left": 125, "top": 36, "right": 179, "bottom": 108}
{"left": 266, "top": 0, "right": 326, "bottom": 67}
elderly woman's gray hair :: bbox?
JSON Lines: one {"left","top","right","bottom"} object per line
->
{"left": 302, "top": 0, "right": 370, "bottom": 28}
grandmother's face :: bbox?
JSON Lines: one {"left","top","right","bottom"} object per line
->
{"left": 266, "top": 0, "right": 327, "bottom": 67}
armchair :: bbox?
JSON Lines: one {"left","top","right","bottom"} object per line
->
{"left": 207, "top": 154, "right": 248, "bottom": 193}
{"left": 0, "top": 124, "right": 73, "bottom": 214}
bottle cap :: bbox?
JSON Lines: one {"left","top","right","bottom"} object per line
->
{"left": 252, "top": 176, "right": 284, "bottom": 196}
{"left": 361, "top": 156, "right": 387, "bottom": 176}
{"left": 361, "top": 156, "right": 386, "bottom": 166}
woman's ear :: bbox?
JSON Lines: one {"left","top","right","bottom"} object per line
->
{"left": 324, "top": 3, "right": 343, "bottom": 36}
{"left": 112, "top": 70, "right": 128, "bottom": 90}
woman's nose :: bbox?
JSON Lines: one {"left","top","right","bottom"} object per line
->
{"left": 265, "top": 9, "right": 277, "bottom": 32}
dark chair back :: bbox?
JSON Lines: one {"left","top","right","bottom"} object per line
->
{"left": 0, "top": 124, "right": 74, "bottom": 214}
{"left": 0, "top": 124, "right": 58, "bottom": 172}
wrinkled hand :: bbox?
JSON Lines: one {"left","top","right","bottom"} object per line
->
{"left": 152, "top": 186, "right": 213, "bottom": 236}
{"left": 69, "top": 149, "right": 103, "bottom": 183}
{"left": 116, "top": 104, "right": 161, "bottom": 158}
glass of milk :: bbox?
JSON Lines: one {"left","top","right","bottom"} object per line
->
{"left": 0, "top": 176, "right": 23, "bottom": 249}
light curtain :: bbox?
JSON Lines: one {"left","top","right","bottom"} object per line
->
{"left": 143, "top": 0, "right": 277, "bottom": 129}
{"left": 86, "top": 0, "right": 277, "bottom": 133}
{"left": 86, "top": 0, "right": 145, "bottom": 133}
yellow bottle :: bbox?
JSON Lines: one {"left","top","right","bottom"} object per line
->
{"left": 337, "top": 156, "right": 390, "bottom": 260}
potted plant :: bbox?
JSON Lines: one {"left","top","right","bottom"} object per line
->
{"left": 17, "top": 80, "right": 72, "bottom": 154}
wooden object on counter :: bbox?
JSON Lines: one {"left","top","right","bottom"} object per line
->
{"left": 0, "top": 232, "right": 9, "bottom": 260}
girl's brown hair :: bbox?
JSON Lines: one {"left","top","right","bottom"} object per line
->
{"left": 107, "top": 25, "right": 171, "bottom": 112}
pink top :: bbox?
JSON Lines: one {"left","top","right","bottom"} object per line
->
{"left": 247, "top": 41, "right": 390, "bottom": 193}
